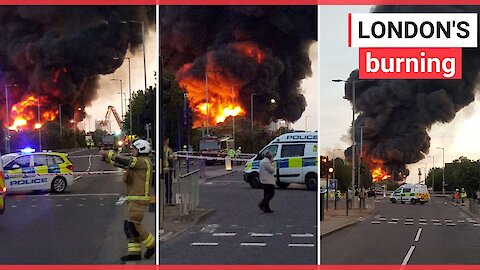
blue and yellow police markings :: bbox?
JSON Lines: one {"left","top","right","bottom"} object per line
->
{"left": 276, "top": 157, "right": 317, "bottom": 168}
{"left": 245, "top": 161, "right": 260, "bottom": 171}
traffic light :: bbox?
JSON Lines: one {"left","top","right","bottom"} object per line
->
{"left": 320, "top": 155, "right": 329, "bottom": 178}
{"left": 162, "top": 78, "right": 171, "bottom": 104}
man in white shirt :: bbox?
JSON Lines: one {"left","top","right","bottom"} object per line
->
{"left": 258, "top": 151, "right": 275, "bottom": 213}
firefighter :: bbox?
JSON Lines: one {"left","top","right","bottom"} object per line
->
{"left": 235, "top": 146, "right": 242, "bottom": 165}
{"left": 163, "top": 137, "right": 175, "bottom": 205}
{"left": 461, "top": 188, "right": 467, "bottom": 206}
{"left": 454, "top": 189, "right": 460, "bottom": 206}
{"left": 100, "top": 139, "right": 155, "bottom": 262}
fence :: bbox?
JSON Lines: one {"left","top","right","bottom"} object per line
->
{"left": 468, "top": 198, "right": 480, "bottom": 215}
{"left": 172, "top": 162, "right": 201, "bottom": 216}
{"left": 320, "top": 191, "right": 376, "bottom": 218}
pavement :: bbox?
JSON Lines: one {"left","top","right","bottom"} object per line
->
{"left": 320, "top": 194, "right": 480, "bottom": 239}
{"left": 158, "top": 164, "right": 237, "bottom": 243}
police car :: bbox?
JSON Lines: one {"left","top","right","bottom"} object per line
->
{"left": 1, "top": 148, "right": 74, "bottom": 193}
{"left": 0, "top": 152, "right": 6, "bottom": 214}
{"left": 244, "top": 132, "right": 318, "bottom": 191}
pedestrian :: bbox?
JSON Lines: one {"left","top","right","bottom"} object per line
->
{"left": 235, "top": 146, "right": 242, "bottom": 165}
{"left": 99, "top": 139, "right": 155, "bottom": 262}
{"left": 454, "top": 189, "right": 460, "bottom": 206}
{"left": 347, "top": 188, "right": 353, "bottom": 209}
{"left": 163, "top": 137, "right": 175, "bottom": 206}
{"left": 461, "top": 188, "right": 467, "bottom": 206}
{"left": 258, "top": 151, "right": 275, "bottom": 213}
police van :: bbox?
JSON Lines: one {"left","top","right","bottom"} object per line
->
{"left": 0, "top": 152, "right": 6, "bottom": 215}
{"left": 244, "top": 132, "right": 318, "bottom": 191}
{"left": 390, "top": 183, "right": 430, "bottom": 205}
{"left": 1, "top": 148, "right": 74, "bottom": 193}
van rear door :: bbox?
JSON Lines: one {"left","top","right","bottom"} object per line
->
{"left": 276, "top": 144, "right": 304, "bottom": 184}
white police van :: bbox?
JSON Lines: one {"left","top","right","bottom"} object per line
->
{"left": 390, "top": 183, "right": 430, "bottom": 205}
{"left": 244, "top": 132, "right": 318, "bottom": 191}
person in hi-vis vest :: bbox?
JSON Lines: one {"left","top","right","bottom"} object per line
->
{"left": 100, "top": 139, "right": 155, "bottom": 262}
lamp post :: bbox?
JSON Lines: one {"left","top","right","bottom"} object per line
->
{"left": 111, "top": 79, "right": 124, "bottom": 123}
{"left": 429, "top": 155, "right": 435, "bottom": 192}
{"left": 120, "top": 20, "right": 146, "bottom": 92}
{"left": 126, "top": 57, "right": 132, "bottom": 138}
{"left": 250, "top": 93, "right": 256, "bottom": 132}
{"left": 305, "top": 115, "right": 311, "bottom": 131}
{"left": 437, "top": 147, "right": 445, "bottom": 195}
{"left": 333, "top": 79, "right": 357, "bottom": 194}
{"left": 231, "top": 85, "right": 235, "bottom": 149}
{"left": 205, "top": 72, "right": 209, "bottom": 136}
{"left": 37, "top": 97, "right": 42, "bottom": 152}
{"left": 4, "top": 83, "right": 17, "bottom": 153}
{"left": 59, "top": 103, "right": 65, "bottom": 138}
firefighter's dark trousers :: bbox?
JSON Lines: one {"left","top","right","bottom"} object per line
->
{"left": 124, "top": 201, "right": 155, "bottom": 255}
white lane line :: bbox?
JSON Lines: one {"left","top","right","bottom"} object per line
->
{"left": 191, "top": 242, "right": 219, "bottom": 246}
{"left": 446, "top": 223, "right": 456, "bottom": 226}
{"left": 291, "top": 233, "right": 314, "bottom": 237}
{"left": 241, "top": 243, "right": 267, "bottom": 247}
{"left": 378, "top": 217, "right": 387, "bottom": 221}
{"left": 433, "top": 223, "right": 442, "bottom": 226}
{"left": 250, "top": 233, "right": 274, "bottom": 237}
{"left": 212, "top": 233, "right": 237, "bottom": 237}
{"left": 31, "top": 205, "right": 37, "bottom": 208}
{"left": 474, "top": 224, "right": 480, "bottom": 227}
{"left": 414, "top": 228, "right": 422, "bottom": 242}
{"left": 457, "top": 220, "right": 465, "bottom": 223}
{"left": 404, "top": 222, "right": 414, "bottom": 225}
{"left": 419, "top": 222, "right": 427, "bottom": 225}
{"left": 419, "top": 219, "right": 426, "bottom": 222}
{"left": 288, "top": 244, "right": 315, "bottom": 247}
{"left": 402, "top": 246, "right": 416, "bottom": 265}
{"left": 87, "top": 154, "right": 92, "bottom": 171}
{"left": 388, "top": 221, "right": 398, "bottom": 224}
{"left": 77, "top": 204, "right": 85, "bottom": 207}
{"left": 11, "top": 205, "right": 17, "bottom": 208}
{"left": 391, "top": 218, "right": 400, "bottom": 221}
{"left": 56, "top": 204, "right": 62, "bottom": 207}
{"left": 371, "top": 221, "right": 381, "bottom": 224}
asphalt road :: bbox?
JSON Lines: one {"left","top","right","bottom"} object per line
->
{"left": 159, "top": 171, "right": 318, "bottom": 264}
{"left": 0, "top": 148, "right": 139, "bottom": 264}
{"left": 320, "top": 196, "right": 480, "bottom": 264}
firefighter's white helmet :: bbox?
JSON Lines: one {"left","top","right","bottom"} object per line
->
{"left": 132, "top": 139, "right": 151, "bottom": 154}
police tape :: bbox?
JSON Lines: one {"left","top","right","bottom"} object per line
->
{"left": 5, "top": 170, "right": 125, "bottom": 178}
{"left": 175, "top": 154, "right": 251, "bottom": 162}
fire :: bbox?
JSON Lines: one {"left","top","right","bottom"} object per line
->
{"left": 177, "top": 42, "right": 266, "bottom": 128}
{"left": 7, "top": 95, "right": 58, "bottom": 131}
{"left": 371, "top": 167, "right": 390, "bottom": 182}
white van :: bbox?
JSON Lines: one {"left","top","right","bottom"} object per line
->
{"left": 390, "top": 184, "right": 430, "bottom": 205}
{"left": 243, "top": 132, "right": 318, "bottom": 190}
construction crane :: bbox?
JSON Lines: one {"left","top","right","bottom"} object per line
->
{"left": 98, "top": 106, "right": 123, "bottom": 129}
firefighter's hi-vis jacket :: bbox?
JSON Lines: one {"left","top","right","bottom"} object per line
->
{"left": 104, "top": 150, "right": 152, "bottom": 203}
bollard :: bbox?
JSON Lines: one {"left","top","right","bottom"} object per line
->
{"left": 225, "top": 156, "right": 232, "bottom": 171}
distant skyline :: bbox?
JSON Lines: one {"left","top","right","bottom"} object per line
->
{"left": 319, "top": 6, "right": 480, "bottom": 183}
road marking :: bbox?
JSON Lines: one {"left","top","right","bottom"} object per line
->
{"left": 200, "top": 224, "right": 220, "bottom": 234}
{"left": 444, "top": 219, "right": 453, "bottom": 222}
{"left": 100, "top": 204, "right": 105, "bottom": 206}
{"left": 241, "top": 243, "right": 267, "bottom": 247}
{"left": 419, "top": 219, "right": 426, "bottom": 222}
{"left": 250, "top": 233, "right": 274, "bottom": 237}
{"left": 56, "top": 204, "right": 62, "bottom": 207}
{"left": 77, "top": 204, "right": 85, "bottom": 207}
{"left": 419, "top": 222, "right": 427, "bottom": 225}
{"left": 404, "top": 222, "right": 414, "bottom": 225}
{"left": 115, "top": 197, "right": 126, "bottom": 205}
{"left": 402, "top": 246, "right": 416, "bottom": 265}
{"left": 457, "top": 220, "right": 465, "bottom": 223}
{"left": 474, "top": 224, "right": 480, "bottom": 227}
{"left": 212, "top": 233, "right": 237, "bottom": 237}
{"left": 191, "top": 242, "right": 219, "bottom": 246}
{"left": 291, "top": 233, "right": 314, "bottom": 237}
{"left": 371, "top": 221, "right": 381, "bottom": 224}
{"left": 378, "top": 217, "right": 387, "bottom": 221}
{"left": 87, "top": 154, "right": 92, "bottom": 171}
{"left": 288, "top": 244, "right": 315, "bottom": 247}
{"left": 414, "top": 228, "right": 422, "bottom": 242}
{"left": 11, "top": 205, "right": 17, "bottom": 208}
{"left": 391, "top": 218, "right": 400, "bottom": 221}
{"left": 388, "top": 221, "right": 397, "bottom": 224}
{"left": 446, "top": 223, "right": 456, "bottom": 226}
{"left": 433, "top": 223, "right": 442, "bottom": 226}
{"left": 431, "top": 219, "right": 440, "bottom": 222}
{"left": 31, "top": 205, "right": 37, "bottom": 208}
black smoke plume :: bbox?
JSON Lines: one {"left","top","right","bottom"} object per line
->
{"left": 344, "top": 6, "right": 480, "bottom": 179}
{"left": 0, "top": 6, "right": 155, "bottom": 123}
{"left": 160, "top": 6, "right": 317, "bottom": 124}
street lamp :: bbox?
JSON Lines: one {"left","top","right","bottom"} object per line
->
{"left": 436, "top": 147, "right": 445, "bottom": 195}
{"left": 332, "top": 79, "right": 357, "bottom": 194}
{"left": 333, "top": 148, "right": 342, "bottom": 180}
{"left": 4, "top": 83, "right": 18, "bottom": 153}
{"left": 120, "top": 20, "right": 146, "bottom": 92}
{"left": 429, "top": 155, "right": 435, "bottom": 192}
{"left": 231, "top": 85, "right": 235, "bottom": 149}
{"left": 37, "top": 97, "right": 42, "bottom": 152}
{"left": 250, "top": 93, "right": 256, "bottom": 132}
{"left": 305, "top": 115, "right": 311, "bottom": 131}
{"left": 111, "top": 79, "right": 124, "bottom": 123}
{"left": 126, "top": 57, "right": 133, "bottom": 138}
{"left": 205, "top": 72, "right": 210, "bottom": 136}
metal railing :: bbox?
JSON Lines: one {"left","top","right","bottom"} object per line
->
{"left": 175, "top": 169, "right": 200, "bottom": 216}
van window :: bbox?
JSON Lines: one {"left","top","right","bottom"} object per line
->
{"left": 6, "top": 155, "right": 31, "bottom": 169}
{"left": 34, "top": 155, "right": 49, "bottom": 166}
{"left": 257, "top": 145, "right": 279, "bottom": 160}
{"left": 403, "top": 188, "right": 411, "bottom": 193}
{"left": 281, "top": 144, "right": 304, "bottom": 158}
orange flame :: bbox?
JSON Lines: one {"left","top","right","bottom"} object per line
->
{"left": 7, "top": 95, "right": 58, "bottom": 131}
{"left": 177, "top": 42, "right": 266, "bottom": 128}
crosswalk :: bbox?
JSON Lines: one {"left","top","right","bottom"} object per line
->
{"left": 369, "top": 216, "right": 480, "bottom": 227}
{"left": 188, "top": 224, "right": 317, "bottom": 248}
